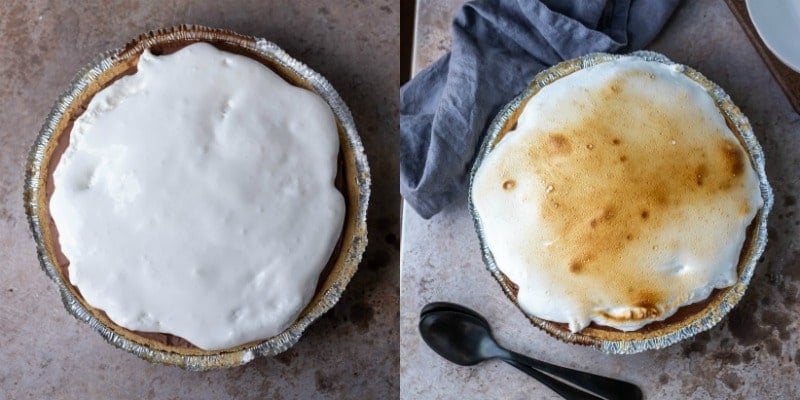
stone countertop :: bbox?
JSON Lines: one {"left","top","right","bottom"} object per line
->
{"left": 400, "top": 1, "right": 800, "bottom": 399}
{"left": 0, "top": 1, "right": 398, "bottom": 399}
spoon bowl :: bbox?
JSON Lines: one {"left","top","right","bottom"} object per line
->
{"left": 419, "top": 309, "right": 501, "bottom": 365}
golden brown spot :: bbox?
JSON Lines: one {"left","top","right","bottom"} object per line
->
{"left": 720, "top": 140, "right": 745, "bottom": 177}
{"left": 625, "top": 234, "right": 634, "bottom": 241}
{"left": 568, "top": 260, "right": 583, "bottom": 274}
{"left": 597, "top": 310, "right": 640, "bottom": 322}
{"left": 612, "top": 138, "right": 621, "bottom": 145}
{"left": 740, "top": 202, "right": 751, "bottom": 217}
{"left": 599, "top": 291, "right": 663, "bottom": 322}
{"left": 546, "top": 134, "right": 572, "bottom": 156}
{"left": 694, "top": 164, "right": 708, "bottom": 187}
{"left": 619, "top": 155, "right": 628, "bottom": 162}
{"left": 640, "top": 210, "right": 649, "bottom": 220}
{"left": 610, "top": 83, "right": 621, "bottom": 94}
{"left": 650, "top": 186, "right": 670, "bottom": 206}
{"left": 502, "top": 180, "right": 516, "bottom": 190}
{"left": 589, "top": 206, "right": 615, "bottom": 228}
{"left": 634, "top": 293, "right": 656, "bottom": 308}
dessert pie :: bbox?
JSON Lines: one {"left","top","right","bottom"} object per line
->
{"left": 25, "top": 26, "right": 369, "bottom": 368}
{"left": 470, "top": 52, "right": 771, "bottom": 353}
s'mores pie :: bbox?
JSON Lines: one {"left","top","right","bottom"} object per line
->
{"left": 470, "top": 53, "right": 771, "bottom": 352}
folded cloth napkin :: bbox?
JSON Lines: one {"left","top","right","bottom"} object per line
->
{"left": 400, "top": 0, "right": 680, "bottom": 218}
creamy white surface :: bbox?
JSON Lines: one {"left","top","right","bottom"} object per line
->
{"left": 472, "top": 58, "right": 763, "bottom": 332}
{"left": 50, "top": 43, "right": 345, "bottom": 350}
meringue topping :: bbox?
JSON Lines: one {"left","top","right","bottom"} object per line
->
{"left": 50, "top": 43, "right": 345, "bottom": 350}
{"left": 472, "top": 58, "right": 763, "bottom": 332}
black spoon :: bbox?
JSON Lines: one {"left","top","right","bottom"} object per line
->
{"left": 419, "top": 302, "right": 643, "bottom": 400}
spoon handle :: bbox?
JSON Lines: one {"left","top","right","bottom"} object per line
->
{"left": 504, "top": 350, "right": 643, "bottom": 400}
{"left": 502, "top": 358, "right": 605, "bottom": 400}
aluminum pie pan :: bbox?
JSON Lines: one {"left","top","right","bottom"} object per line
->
{"left": 23, "top": 25, "right": 370, "bottom": 370}
{"left": 468, "top": 51, "right": 773, "bottom": 354}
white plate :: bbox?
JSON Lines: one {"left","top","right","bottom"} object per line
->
{"left": 746, "top": 0, "right": 800, "bottom": 73}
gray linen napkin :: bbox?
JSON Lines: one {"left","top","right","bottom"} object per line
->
{"left": 400, "top": 0, "right": 680, "bottom": 218}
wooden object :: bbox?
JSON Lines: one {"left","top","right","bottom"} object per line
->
{"left": 725, "top": 0, "right": 800, "bottom": 114}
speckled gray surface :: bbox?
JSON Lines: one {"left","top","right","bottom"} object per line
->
{"left": 401, "top": 0, "right": 800, "bottom": 399}
{"left": 1, "top": 1, "right": 398, "bottom": 398}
